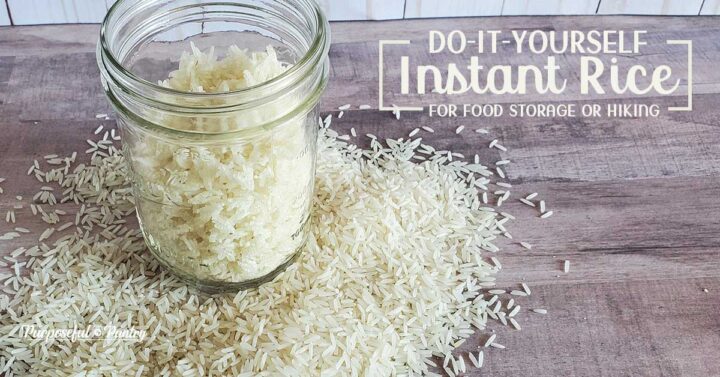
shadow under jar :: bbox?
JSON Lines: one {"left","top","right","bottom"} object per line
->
{"left": 96, "top": 0, "right": 330, "bottom": 293}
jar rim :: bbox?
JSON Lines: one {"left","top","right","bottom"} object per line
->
{"left": 98, "top": 0, "right": 329, "bottom": 106}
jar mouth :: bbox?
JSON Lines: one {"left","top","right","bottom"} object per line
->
{"left": 98, "top": 0, "right": 330, "bottom": 109}
{"left": 102, "top": 63, "right": 328, "bottom": 141}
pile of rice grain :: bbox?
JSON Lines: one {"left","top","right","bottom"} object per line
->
{"left": 133, "top": 44, "right": 314, "bottom": 282}
{"left": 0, "top": 119, "right": 517, "bottom": 376}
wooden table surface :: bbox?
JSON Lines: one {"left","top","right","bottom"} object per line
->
{"left": 1, "top": 16, "right": 720, "bottom": 377}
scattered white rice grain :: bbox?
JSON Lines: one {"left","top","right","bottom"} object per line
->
{"left": 519, "top": 198, "right": 535, "bottom": 207}
{"left": 475, "top": 128, "right": 488, "bottom": 134}
{"left": 0, "top": 231, "right": 20, "bottom": 241}
{"left": 490, "top": 343, "right": 505, "bottom": 349}
{"left": 539, "top": 200, "right": 546, "bottom": 213}
{"left": 366, "top": 133, "right": 377, "bottom": 139}
{"left": 532, "top": 309, "right": 548, "bottom": 314}
{"left": 421, "top": 126, "right": 434, "bottom": 133}
{"left": 487, "top": 295, "right": 499, "bottom": 306}
{"left": 484, "top": 334, "right": 497, "bottom": 347}
{"left": 11, "top": 247, "right": 26, "bottom": 259}
{"left": 455, "top": 125, "right": 465, "bottom": 134}
{"left": 338, "top": 104, "right": 351, "bottom": 110}
{"left": 496, "top": 167, "right": 505, "bottom": 179}
{"left": 495, "top": 160, "right": 510, "bottom": 165}
{"left": 500, "top": 212, "right": 515, "bottom": 220}
{"left": 541, "top": 211, "right": 554, "bottom": 219}
{"left": 496, "top": 182, "right": 512, "bottom": 188}
{"left": 95, "top": 113, "right": 108, "bottom": 119}
{"left": 519, "top": 242, "right": 532, "bottom": 250}
{"left": 521, "top": 283, "right": 531, "bottom": 295}
{"left": 510, "top": 290, "right": 528, "bottom": 297}
{"left": 350, "top": 128, "right": 356, "bottom": 137}
{"left": 500, "top": 191, "right": 510, "bottom": 202}
{"left": 449, "top": 356, "right": 459, "bottom": 375}
{"left": 509, "top": 318, "right": 521, "bottom": 330}
{"left": 493, "top": 303, "right": 503, "bottom": 316}
{"left": 508, "top": 305, "right": 521, "bottom": 317}
{"left": 94, "top": 125, "right": 104, "bottom": 135}
{"left": 525, "top": 193, "right": 538, "bottom": 200}
{"left": 563, "top": 260, "right": 570, "bottom": 273}
{"left": 489, "top": 139, "right": 507, "bottom": 151}
{"left": 458, "top": 355, "right": 466, "bottom": 373}
{"left": 38, "top": 227, "right": 55, "bottom": 242}
{"left": 14, "top": 227, "right": 30, "bottom": 233}
{"left": 474, "top": 154, "right": 479, "bottom": 164}
{"left": 488, "top": 289, "right": 505, "bottom": 295}
{"left": 409, "top": 128, "right": 419, "bottom": 137}
{"left": 57, "top": 222, "right": 73, "bottom": 232}
{"left": 358, "top": 104, "right": 371, "bottom": 110}
{"left": 468, "top": 352, "right": 480, "bottom": 368}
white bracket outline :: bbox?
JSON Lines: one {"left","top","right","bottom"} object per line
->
{"left": 666, "top": 40, "right": 692, "bottom": 111}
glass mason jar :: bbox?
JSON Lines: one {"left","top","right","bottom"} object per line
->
{"left": 97, "top": 0, "right": 330, "bottom": 292}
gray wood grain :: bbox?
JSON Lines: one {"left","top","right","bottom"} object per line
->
{"left": 0, "top": 18, "right": 719, "bottom": 377}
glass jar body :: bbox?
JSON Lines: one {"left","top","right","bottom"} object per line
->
{"left": 97, "top": 0, "right": 329, "bottom": 292}
{"left": 121, "top": 107, "right": 320, "bottom": 292}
